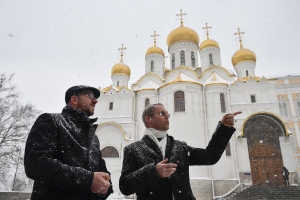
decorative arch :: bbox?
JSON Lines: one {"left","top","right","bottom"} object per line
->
{"left": 101, "top": 146, "right": 119, "bottom": 158}
{"left": 97, "top": 122, "right": 129, "bottom": 140}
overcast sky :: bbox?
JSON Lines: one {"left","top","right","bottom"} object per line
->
{"left": 1, "top": 0, "right": 299, "bottom": 113}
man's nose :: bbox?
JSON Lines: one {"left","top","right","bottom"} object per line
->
{"left": 92, "top": 98, "right": 98, "bottom": 103}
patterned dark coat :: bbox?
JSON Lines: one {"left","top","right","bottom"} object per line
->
{"left": 24, "top": 106, "right": 113, "bottom": 200}
{"left": 119, "top": 122, "right": 235, "bottom": 200}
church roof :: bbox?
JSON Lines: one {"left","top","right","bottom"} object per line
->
{"left": 204, "top": 71, "right": 231, "bottom": 86}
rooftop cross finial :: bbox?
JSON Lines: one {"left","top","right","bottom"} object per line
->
{"left": 202, "top": 23, "right": 212, "bottom": 39}
{"left": 151, "top": 31, "right": 159, "bottom": 47}
{"left": 234, "top": 28, "right": 245, "bottom": 49}
{"left": 176, "top": 9, "right": 187, "bottom": 27}
{"left": 118, "top": 44, "right": 127, "bottom": 62}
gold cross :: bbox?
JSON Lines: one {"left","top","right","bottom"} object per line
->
{"left": 118, "top": 44, "right": 127, "bottom": 62}
{"left": 176, "top": 9, "right": 186, "bottom": 27}
{"left": 234, "top": 28, "right": 245, "bottom": 49}
{"left": 202, "top": 23, "right": 212, "bottom": 39}
{"left": 151, "top": 31, "right": 159, "bottom": 46}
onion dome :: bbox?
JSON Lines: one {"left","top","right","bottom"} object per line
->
{"left": 231, "top": 28, "right": 256, "bottom": 66}
{"left": 167, "top": 20, "right": 199, "bottom": 47}
{"left": 146, "top": 31, "right": 164, "bottom": 56}
{"left": 111, "top": 62, "right": 131, "bottom": 76}
{"left": 232, "top": 48, "right": 256, "bottom": 66}
{"left": 146, "top": 46, "right": 164, "bottom": 56}
{"left": 200, "top": 39, "right": 219, "bottom": 50}
{"left": 112, "top": 44, "right": 131, "bottom": 76}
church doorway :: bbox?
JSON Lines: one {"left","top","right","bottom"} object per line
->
{"left": 242, "top": 112, "right": 287, "bottom": 186}
{"left": 249, "top": 145, "right": 285, "bottom": 186}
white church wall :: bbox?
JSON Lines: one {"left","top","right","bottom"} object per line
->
{"left": 280, "top": 136, "right": 297, "bottom": 171}
{"left": 145, "top": 54, "right": 164, "bottom": 77}
{"left": 168, "top": 42, "right": 199, "bottom": 69}
{"left": 199, "top": 47, "right": 221, "bottom": 71}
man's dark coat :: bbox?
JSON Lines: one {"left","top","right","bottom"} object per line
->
{"left": 119, "top": 122, "right": 235, "bottom": 200}
{"left": 24, "top": 106, "right": 113, "bottom": 200}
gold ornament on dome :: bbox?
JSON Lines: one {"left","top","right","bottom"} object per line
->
{"left": 167, "top": 10, "right": 199, "bottom": 47}
{"left": 111, "top": 44, "right": 131, "bottom": 76}
{"left": 146, "top": 31, "right": 164, "bottom": 56}
{"left": 231, "top": 28, "right": 256, "bottom": 66}
{"left": 200, "top": 23, "right": 220, "bottom": 50}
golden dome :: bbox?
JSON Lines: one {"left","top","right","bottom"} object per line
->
{"left": 231, "top": 48, "right": 256, "bottom": 66}
{"left": 167, "top": 24, "right": 199, "bottom": 47}
{"left": 111, "top": 62, "right": 131, "bottom": 76}
{"left": 200, "top": 39, "right": 219, "bottom": 50}
{"left": 146, "top": 46, "right": 164, "bottom": 56}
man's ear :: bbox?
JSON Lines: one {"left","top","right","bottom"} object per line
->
{"left": 70, "top": 95, "right": 78, "bottom": 105}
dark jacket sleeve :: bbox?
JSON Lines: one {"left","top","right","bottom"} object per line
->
{"left": 119, "top": 145, "right": 161, "bottom": 196}
{"left": 189, "top": 122, "right": 236, "bottom": 165}
{"left": 24, "top": 113, "right": 94, "bottom": 193}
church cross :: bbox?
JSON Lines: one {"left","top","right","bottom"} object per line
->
{"left": 202, "top": 23, "right": 212, "bottom": 39}
{"left": 118, "top": 44, "right": 127, "bottom": 62}
{"left": 234, "top": 28, "right": 245, "bottom": 49}
{"left": 151, "top": 31, "right": 159, "bottom": 46}
{"left": 176, "top": 9, "right": 187, "bottom": 27}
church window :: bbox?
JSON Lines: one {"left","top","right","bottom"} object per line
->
{"left": 251, "top": 95, "right": 256, "bottom": 103}
{"left": 279, "top": 103, "right": 283, "bottom": 116}
{"left": 174, "top": 91, "right": 185, "bottom": 112}
{"left": 209, "top": 54, "right": 213, "bottom": 65}
{"left": 145, "top": 98, "right": 150, "bottom": 108}
{"left": 109, "top": 102, "right": 113, "bottom": 110}
{"left": 246, "top": 70, "right": 249, "bottom": 76}
{"left": 225, "top": 142, "right": 231, "bottom": 156}
{"left": 180, "top": 51, "right": 185, "bottom": 65}
{"left": 151, "top": 61, "right": 154, "bottom": 72}
{"left": 283, "top": 103, "right": 288, "bottom": 117}
{"left": 101, "top": 146, "right": 119, "bottom": 158}
{"left": 191, "top": 51, "right": 195, "bottom": 67}
{"left": 172, "top": 53, "right": 175, "bottom": 69}
{"left": 220, "top": 93, "right": 226, "bottom": 113}
{"left": 117, "top": 81, "right": 119, "bottom": 86}
{"left": 297, "top": 102, "right": 300, "bottom": 116}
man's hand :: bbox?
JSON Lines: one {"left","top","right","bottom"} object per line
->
{"left": 221, "top": 111, "right": 242, "bottom": 127}
{"left": 90, "top": 172, "right": 111, "bottom": 194}
{"left": 155, "top": 158, "right": 177, "bottom": 178}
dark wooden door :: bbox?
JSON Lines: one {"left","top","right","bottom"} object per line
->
{"left": 250, "top": 145, "right": 285, "bottom": 186}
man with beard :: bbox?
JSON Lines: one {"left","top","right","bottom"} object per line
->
{"left": 119, "top": 103, "right": 241, "bottom": 200}
{"left": 25, "top": 85, "right": 113, "bottom": 200}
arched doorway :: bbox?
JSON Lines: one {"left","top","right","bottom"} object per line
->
{"left": 242, "top": 112, "right": 287, "bottom": 186}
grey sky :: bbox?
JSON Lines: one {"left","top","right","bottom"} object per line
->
{"left": 1, "top": 0, "right": 299, "bottom": 113}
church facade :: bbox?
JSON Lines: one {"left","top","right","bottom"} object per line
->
{"left": 93, "top": 12, "right": 300, "bottom": 199}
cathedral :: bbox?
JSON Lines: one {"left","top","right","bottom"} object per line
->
{"left": 93, "top": 10, "right": 300, "bottom": 199}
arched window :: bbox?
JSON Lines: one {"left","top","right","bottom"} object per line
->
{"left": 209, "top": 54, "right": 213, "bottom": 65}
{"left": 220, "top": 93, "right": 226, "bottom": 113}
{"left": 283, "top": 103, "right": 288, "bottom": 117}
{"left": 117, "top": 81, "right": 119, "bottom": 86}
{"left": 246, "top": 70, "right": 249, "bottom": 76}
{"left": 297, "top": 102, "right": 300, "bottom": 116}
{"left": 174, "top": 91, "right": 185, "bottom": 112}
{"left": 180, "top": 51, "right": 185, "bottom": 65}
{"left": 172, "top": 53, "right": 175, "bottom": 69}
{"left": 226, "top": 142, "right": 231, "bottom": 156}
{"left": 191, "top": 51, "right": 195, "bottom": 67}
{"left": 145, "top": 98, "right": 150, "bottom": 108}
{"left": 279, "top": 103, "right": 283, "bottom": 116}
{"left": 101, "top": 146, "right": 119, "bottom": 158}
{"left": 151, "top": 61, "right": 154, "bottom": 72}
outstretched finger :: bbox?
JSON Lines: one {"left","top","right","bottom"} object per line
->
{"left": 232, "top": 111, "right": 242, "bottom": 116}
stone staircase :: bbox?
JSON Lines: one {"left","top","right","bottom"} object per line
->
{"left": 221, "top": 185, "right": 300, "bottom": 200}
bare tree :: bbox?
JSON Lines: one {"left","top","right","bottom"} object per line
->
{"left": 0, "top": 73, "right": 39, "bottom": 190}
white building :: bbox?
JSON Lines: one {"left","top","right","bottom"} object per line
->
{"left": 93, "top": 12, "right": 300, "bottom": 199}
